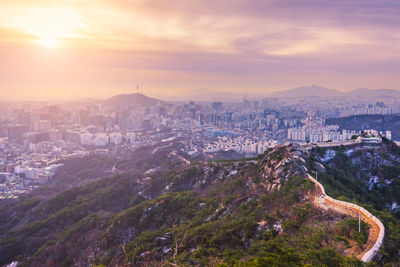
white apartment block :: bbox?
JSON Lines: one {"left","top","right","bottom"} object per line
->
{"left": 109, "top": 132, "right": 122, "bottom": 145}
{"left": 93, "top": 133, "right": 109, "bottom": 146}
{"left": 80, "top": 133, "right": 94, "bottom": 145}
{"left": 287, "top": 126, "right": 357, "bottom": 143}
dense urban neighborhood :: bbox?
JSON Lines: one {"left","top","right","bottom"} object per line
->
{"left": 0, "top": 92, "right": 397, "bottom": 199}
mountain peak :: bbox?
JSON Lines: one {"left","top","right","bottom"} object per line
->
{"left": 102, "top": 93, "right": 168, "bottom": 107}
{"left": 269, "top": 85, "right": 341, "bottom": 98}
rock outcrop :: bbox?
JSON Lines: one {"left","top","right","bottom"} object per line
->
{"left": 260, "top": 144, "right": 309, "bottom": 191}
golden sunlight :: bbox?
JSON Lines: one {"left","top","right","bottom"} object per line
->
{"left": 11, "top": 7, "right": 83, "bottom": 48}
{"left": 34, "top": 37, "right": 58, "bottom": 48}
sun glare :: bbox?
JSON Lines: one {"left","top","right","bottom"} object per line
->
{"left": 34, "top": 37, "right": 58, "bottom": 48}
{"left": 11, "top": 7, "right": 83, "bottom": 48}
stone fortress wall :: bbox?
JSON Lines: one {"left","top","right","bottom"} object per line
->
{"left": 307, "top": 174, "right": 385, "bottom": 262}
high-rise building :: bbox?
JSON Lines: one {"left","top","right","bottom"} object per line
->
{"left": 49, "top": 130, "right": 64, "bottom": 142}
{"left": 211, "top": 102, "right": 223, "bottom": 112}
{"left": 8, "top": 125, "right": 29, "bottom": 140}
{"left": 79, "top": 109, "right": 89, "bottom": 126}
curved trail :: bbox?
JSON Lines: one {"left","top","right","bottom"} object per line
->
{"left": 307, "top": 174, "right": 385, "bottom": 262}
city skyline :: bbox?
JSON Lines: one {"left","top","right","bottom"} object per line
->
{"left": 1, "top": 0, "right": 400, "bottom": 100}
{"left": 2, "top": 2, "right": 400, "bottom": 265}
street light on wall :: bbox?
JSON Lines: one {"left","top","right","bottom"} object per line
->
{"left": 312, "top": 170, "right": 318, "bottom": 181}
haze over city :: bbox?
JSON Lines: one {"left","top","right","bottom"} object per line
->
{"left": 3, "top": 1, "right": 400, "bottom": 266}
{"left": 1, "top": 0, "right": 400, "bottom": 100}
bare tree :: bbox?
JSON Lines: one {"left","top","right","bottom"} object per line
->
{"left": 165, "top": 223, "right": 200, "bottom": 266}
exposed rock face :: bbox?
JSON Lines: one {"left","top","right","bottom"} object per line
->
{"left": 312, "top": 161, "right": 326, "bottom": 173}
{"left": 260, "top": 144, "right": 309, "bottom": 191}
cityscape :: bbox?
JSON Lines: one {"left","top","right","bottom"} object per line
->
{"left": 0, "top": 90, "right": 397, "bottom": 199}
{"left": 1, "top": 0, "right": 400, "bottom": 266}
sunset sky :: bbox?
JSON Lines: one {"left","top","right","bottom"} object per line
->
{"left": 0, "top": 0, "right": 399, "bottom": 100}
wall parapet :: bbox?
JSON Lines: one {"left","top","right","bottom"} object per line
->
{"left": 307, "top": 174, "right": 385, "bottom": 262}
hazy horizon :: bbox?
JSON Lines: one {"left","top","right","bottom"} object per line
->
{"left": 1, "top": 0, "right": 400, "bottom": 100}
{"left": 1, "top": 85, "right": 400, "bottom": 102}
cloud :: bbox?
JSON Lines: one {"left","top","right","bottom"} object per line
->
{"left": 0, "top": 0, "right": 399, "bottom": 98}
{"left": 0, "top": 0, "right": 399, "bottom": 56}
{"left": 0, "top": 27, "right": 36, "bottom": 42}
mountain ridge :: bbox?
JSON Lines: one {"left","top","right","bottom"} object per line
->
{"left": 2, "top": 142, "right": 400, "bottom": 266}
{"left": 268, "top": 85, "right": 400, "bottom": 98}
{"left": 93, "top": 86, "right": 400, "bottom": 104}
{"left": 102, "top": 93, "right": 169, "bottom": 107}
{"left": 269, "top": 85, "right": 342, "bottom": 98}
{"left": 0, "top": 143, "right": 379, "bottom": 266}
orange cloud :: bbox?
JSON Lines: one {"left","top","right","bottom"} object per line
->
{"left": 0, "top": 0, "right": 399, "bottom": 99}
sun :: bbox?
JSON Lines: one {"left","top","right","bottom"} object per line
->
{"left": 34, "top": 37, "right": 58, "bottom": 48}
{"left": 11, "top": 7, "right": 83, "bottom": 48}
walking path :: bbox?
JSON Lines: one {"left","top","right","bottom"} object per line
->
{"left": 307, "top": 174, "right": 385, "bottom": 262}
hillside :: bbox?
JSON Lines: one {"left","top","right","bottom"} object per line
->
{"left": 326, "top": 115, "right": 400, "bottom": 140}
{"left": 102, "top": 93, "right": 168, "bottom": 108}
{"left": 310, "top": 140, "right": 400, "bottom": 264}
{"left": 0, "top": 143, "right": 399, "bottom": 266}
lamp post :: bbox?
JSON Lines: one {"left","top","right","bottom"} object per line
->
{"left": 313, "top": 170, "right": 318, "bottom": 181}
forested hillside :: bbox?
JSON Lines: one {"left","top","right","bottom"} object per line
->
{"left": 310, "top": 140, "right": 400, "bottom": 265}
{"left": 0, "top": 142, "right": 399, "bottom": 266}
{"left": 326, "top": 115, "right": 400, "bottom": 140}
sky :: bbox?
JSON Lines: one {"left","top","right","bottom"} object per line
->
{"left": 0, "top": 0, "right": 399, "bottom": 100}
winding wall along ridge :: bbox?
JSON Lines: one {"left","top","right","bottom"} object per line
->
{"left": 307, "top": 174, "right": 385, "bottom": 263}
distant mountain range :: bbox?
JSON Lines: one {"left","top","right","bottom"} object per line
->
{"left": 346, "top": 88, "right": 400, "bottom": 98}
{"left": 166, "top": 85, "right": 400, "bottom": 102}
{"left": 160, "top": 88, "right": 249, "bottom": 102}
{"left": 98, "top": 86, "right": 400, "bottom": 105}
{"left": 102, "top": 93, "right": 168, "bottom": 107}
{"left": 268, "top": 85, "right": 400, "bottom": 98}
